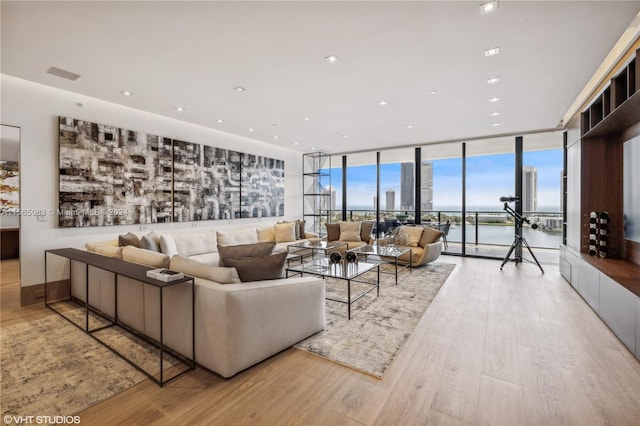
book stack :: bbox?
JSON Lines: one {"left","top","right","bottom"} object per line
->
{"left": 146, "top": 268, "right": 184, "bottom": 282}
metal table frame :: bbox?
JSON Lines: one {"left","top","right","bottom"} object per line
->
{"left": 347, "top": 245, "right": 412, "bottom": 285}
{"left": 45, "top": 248, "right": 195, "bottom": 387}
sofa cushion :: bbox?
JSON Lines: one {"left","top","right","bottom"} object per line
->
{"left": 140, "top": 231, "right": 161, "bottom": 252}
{"left": 159, "top": 234, "right": 178, "bottom": 257}
{"left": 419, "top": 226, "right": 444, "bottom": 247}
{"left": 170, "top": 255, "right": 240, "bottom": 284}
{"left": 220, "top": 251, "right": 287, "bottom": 282}
{"left": 217, "top": 228, "right": 258, "bottom": 246}
{"left": 400, "top": 226, "right": 424, "bottom": 247}
{"left": 217, "top": 241, "right": 276, "bottom": 266}
{"left": 339, "top": 222, "right": 361, "bottom": 242}
{"left": 118, "top": 232, "right": 140, "bottom": 248}
{"left": 85, "top": 240, "right": 118, "bottom": 252}
{"left": 188, "top": 252, "right": 220, "bottom": 266}
{"left": 326, "top": 223, "right": 340, "bottom": 242}
{"left": 93, "top": 244, "right": 124, "bottom": 259}
{"left": 171, "top": 231, "right": 218, "bottom": 256}
{"left": 122, "top": 246, "right": 170, "bottom": 268}
{"left": 360, "top": 222, "right": 374, "bottom": 243}
{"left": 274, "top": 222, "right": 296, "bottom": 243}
{"left": 257, "top": 225, "right": 276, "bottom": 242}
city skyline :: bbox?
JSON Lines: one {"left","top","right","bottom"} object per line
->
{"left": 325, "top": 149, "right": 562, "bottom": 212}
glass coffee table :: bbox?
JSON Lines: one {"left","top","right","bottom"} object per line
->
{"left": 287, "top": 240, "right": 348, "bottom": 258}
{"left": 347, "top": 244, "right": 412, "bottom": 285}
{"left": 286, "top": 257, "right": 379, "bottom": 320}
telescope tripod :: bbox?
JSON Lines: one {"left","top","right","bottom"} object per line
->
{"left": 500, "top": 232, "right": 544, "bottom": 273}
{"left": 499, "top": 202, "right": 544, "bottom": 273}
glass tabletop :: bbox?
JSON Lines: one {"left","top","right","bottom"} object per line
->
{"left": 348, "top": 244, "right": 411, "bottom": 257}
{"left": 287, "top": 257, "right": 377, "bottom": 280}
{"left": 288, "top": 240, "right": 347, "bottom": 251}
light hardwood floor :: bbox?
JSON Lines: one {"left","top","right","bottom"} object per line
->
{"left": 2, "top": 256, "right": 639, "bottom": 425}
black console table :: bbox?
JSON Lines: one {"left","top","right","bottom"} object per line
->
{"left": 45, "top": 248, "right": 195, "bottom": 386}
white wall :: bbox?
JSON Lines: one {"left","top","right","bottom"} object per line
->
{"left": 1, "top": 75, "right": 303, "bottom": 287}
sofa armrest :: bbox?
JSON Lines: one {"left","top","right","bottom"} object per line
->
{"left": 194, "top": 276, "right": 325, "bottom": 378}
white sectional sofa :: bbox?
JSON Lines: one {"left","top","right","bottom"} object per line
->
{"left": 80, "top": 222, "right": 325, "bottom": 378}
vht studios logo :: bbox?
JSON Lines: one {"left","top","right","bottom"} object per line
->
{"left": 3, "top": 415, "right": 80, "bottom": 424}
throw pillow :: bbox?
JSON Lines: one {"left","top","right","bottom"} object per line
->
{"left": 217, "top": 241, "right": 276, "bottom": 266}
{"left": 118, "top": 232, "right": 140, "bottom": 248}
{"left": 297, "top": 220, "right": 306, "bottom": 240}
{"left": 339, "top": 221, "right": 361, "bottom": 242}
{"left": 360, "top": 222, "right": 374, "bottom": 243}
{"left": 401, "top": 226, "right": 424, "bottom": 247}
{"left": 325, "top": 223, "right": 340, "bottom": 242}
{"left": 170, "top": 255, "right": 241, "bottom": 284}
{"left": 140, "top": 231, "right": 161, "bottom": 252}
{"left": 257, "top": 225, "right": 276, "bottom": 242}
{"left": 277, "top": 221, "right": 300, "bottom": 239}
{"left": 274, "top": 222, "right": 296, "bottom": 243}
{"left": 159, "top": 234, "right": 178, "bottom": 257}
{"left": 419, "top": 226, "right": 444, "bottom": 247}
{"left": 220, "top": 251, "right": 287, "bottom": 282}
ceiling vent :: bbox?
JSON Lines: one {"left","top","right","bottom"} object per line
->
{"left": 47, "top": 67, "right": 81, "bottom": 81}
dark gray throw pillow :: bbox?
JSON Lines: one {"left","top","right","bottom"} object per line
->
{"left": 118, "top": 232, "right": 140, "bottom": 248}
{"left": 220, "top": 251, "right": 287, "bottom": 282}
{"left": 140, "top": 232, "right": 161, "bottom": 252}
{"left": 217, "top": 241, "right": 276, "bottom": 266}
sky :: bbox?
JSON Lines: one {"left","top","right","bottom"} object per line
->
{"left": 324, "top": 149, "right": 563, "bottom": 212}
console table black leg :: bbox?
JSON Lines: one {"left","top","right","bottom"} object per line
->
{"left": 348, "top": 280, "right": 351, "bottom": 320}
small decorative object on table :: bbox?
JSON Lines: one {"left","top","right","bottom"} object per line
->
{"left": 345, "top": 251, "right": 358, "bottom": 263}
{"left": 146, "top": 268, "right": 185, "bottom": 282}
{"left": 329, "top": 251, "right": 342, "bottom": 264}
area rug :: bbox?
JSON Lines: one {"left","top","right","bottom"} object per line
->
{"left": 294, "top": 262, "right": 456, "bottom": 378}
{"left": 1, "top": 313, "right": 148, "bottom": 418}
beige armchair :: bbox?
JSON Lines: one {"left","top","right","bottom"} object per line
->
{"left": 324, "top": 221, "right": 375, "bottom": 252}
{"left": 378, "top": 225, "right": 443, "bottom": 267}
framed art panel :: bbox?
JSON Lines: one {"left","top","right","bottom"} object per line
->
{"left": 240, "top": 154, "right": 284, "bottom": 218}
{"left": 203, "top": 147, "right": 241, "bottom": 219}
{"left": 172, "top": 139, "right": 203, "bottom": 222}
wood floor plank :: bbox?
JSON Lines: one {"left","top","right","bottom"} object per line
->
{"left": 477, "top": 375, "right": 525, "bottom": 426}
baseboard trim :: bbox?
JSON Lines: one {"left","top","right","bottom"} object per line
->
{"left": 21, "top": 280, "right": 70, "bottom": 306}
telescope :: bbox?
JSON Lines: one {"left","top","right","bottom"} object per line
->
{"left": 499, "top": 196, "right": 543, "bottom": 272}
{"left": 499, "top": 196, "right": 520, "bottom": 202}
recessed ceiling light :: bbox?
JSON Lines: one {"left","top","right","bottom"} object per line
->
{"left": 175, "top": 106, "right": 184, "bottom": 112}
{"left": 342, "top": 134, "right": 349, "bottom": 138}
{"left": 489, "top": 97, "right": 501, "bottom": 102}
{"left": 293, "top": 142, "right": 299, "bottom": 145}
{"left": 481, "top": 1, "right": 498, "bottom": 14}
{"left": 217, "top": 119, "right": 224, "bottom": 123}
{"left": 406, "top": 124, "right": 414, "bottom": 129}
{"left": 311, "top": 147, "right": 316, "bottom": 151}
{"left": 484, "top": 47, "right": 500, "bottom": 57}
{"left": 234, "top": 86, "right": 246, "bottom": 92}
{"left": 491, "top": 123, "right": 501, "bottom": 127}
{"left": 428, "top": 90, "right": 438, "bottom": 95}
{"left": 302, "top": 116, "right": 310, "bottom": 121}
{"left": 273, "top": 136, "right": 279, "bottom": 140}
{"left": 490, "top": 112, "right": 500, "bottom": 116}
{"left": 248, "top": 128, "right": 254, "bottom": 132}
{"left": 324, "top": 55, "right": 338, "bottom": 63}
{"left": 487, "top": 77, "right": 500, "bottom": 84}
{"left": 378, "top": 100, "right": 388, "bottom": 106}
{"left": 120, "top": 90, "right": 132, "bottom": 96}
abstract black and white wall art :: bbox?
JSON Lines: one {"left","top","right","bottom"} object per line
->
{"left": 241, "top": 154, "right": 285, "bottom": 218}
{"left": 172, "top": 139, "right": 203, "bottom": 222}
{"left": 59, "top": 117, "right": 284, "bottom": 227}
{"left": 202, "top": 147, "right": 242, "bottom": 219}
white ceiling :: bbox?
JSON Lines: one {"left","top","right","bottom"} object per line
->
{"left": 2, "top": 1, "right": 639, "bottom": 154}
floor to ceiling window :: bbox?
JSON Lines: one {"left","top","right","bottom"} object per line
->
{"left": 345, "top": 152, "right": 377, "bottom": 223}
{"left": 379, "top": 148, "right": 415, "bottom": 235}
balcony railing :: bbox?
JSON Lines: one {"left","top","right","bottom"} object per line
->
{"left": 322, "top": 209, "right": 562, "bottom": 250}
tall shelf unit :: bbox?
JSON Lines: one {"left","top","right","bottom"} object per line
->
{"left": 303, "top": 152, "right": 331, "bottom": 237}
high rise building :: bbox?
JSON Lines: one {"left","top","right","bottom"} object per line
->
{"left": 385, "top": 189, "right": 395, "bottom": 212}
{"left": 420, "top": 161, "right": 434, "bottom": 211}
{"left": 400, "top": 162, "right": 414, "bottom": 211}
{"left": 522, "top": 166, "right": 538, "bottom": 213}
